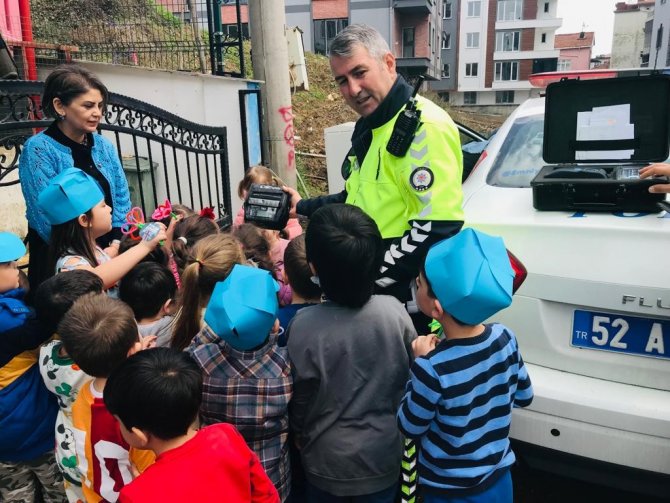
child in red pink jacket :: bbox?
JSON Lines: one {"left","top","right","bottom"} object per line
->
{"left": 104, "top": 347, "right": 279, "bottom": 503}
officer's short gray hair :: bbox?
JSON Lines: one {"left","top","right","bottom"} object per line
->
{"left": 330, "top": 24, "right": 391, "bottom": 61}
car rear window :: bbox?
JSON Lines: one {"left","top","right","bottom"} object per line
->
{"left": 486, "top": 114, "right": 546, "bottom": 188}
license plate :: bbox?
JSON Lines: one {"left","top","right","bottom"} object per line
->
{"left": 571, "top": 310, "right": 669, "bottom": 360}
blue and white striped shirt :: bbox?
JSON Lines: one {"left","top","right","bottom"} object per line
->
{"left": 397, "top": 323, "right": 533, "bottom": 495}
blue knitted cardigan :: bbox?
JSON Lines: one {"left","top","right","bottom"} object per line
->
{"left": 18, "top": 131, "right": 131, "bottom": 241}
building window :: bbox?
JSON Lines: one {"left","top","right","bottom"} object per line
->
{"left": 544, "top": 2, "right": 550, "bottom": 12}
{"left": 464, "top": 91, "right": 477, "bottom": 104}
{"left": 442, "top": 32, "right": 451, "bottom": 49}
{"left": 495, "top": 90, "right": 515, "bottom": 104}
{"left": 443, "top": 0, "right": 452, "bottom": 18}
{"left": 465, "top": 63, "right": 478, "bottom": 76}
{"left": 466, "top": 32, "right": 480, "bottom": 48}
{"left": 442, "top": 63, "right": 450, "bottom": 78}
{"left": 223, "top": 23, "right": 250, "bottom": 39}
{"left": 402, "top": 27, "right": 415, "bottom": 58}
{"left": 497, "top": 0, "right": 523, "bottom": 21}
{"left": 541, "top": 33, "right": 547, "bottom": 43}
{"left": 467, "top": 1, "right": 481, "bottom": 17}
{"left": 495, "top": 31, "right": 520, "bottom": 51}
{"left": 313, "top": 18, "right": 348, "bottom": 55}
{"left": 494, "top": 60, "right": 519, "bottom": 81}
{"left": 557, "top": 58, "right": 572, "bottom": 71}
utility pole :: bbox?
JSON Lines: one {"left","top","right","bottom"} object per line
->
{"left": 248, "top": 0, "right": 296, "bottom": 188}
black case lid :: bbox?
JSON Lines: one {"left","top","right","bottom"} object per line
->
{"left": 543, "top": 74, "right": 670, "bottom": 164}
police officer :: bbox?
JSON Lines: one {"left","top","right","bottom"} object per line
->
{"left": 286, "top": 24, "right": 464, "bottom": 327}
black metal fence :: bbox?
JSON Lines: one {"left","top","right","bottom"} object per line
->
{"left": 5, "top": 0, "right": 246, "bottom": 77}
{"left": 0, "top": 80, "right": 232, "bottom": 227}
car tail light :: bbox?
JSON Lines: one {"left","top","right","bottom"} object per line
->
{"left": 507, "top": 250, "right": 527, "bottom": 293}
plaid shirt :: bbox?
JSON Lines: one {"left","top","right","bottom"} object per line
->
{"left": 188, "top": 326, "right": 292, "bottom": 501}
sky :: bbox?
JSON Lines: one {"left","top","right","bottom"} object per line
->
{"left": 556, "top": 0, "right": 616, "bottom": 56}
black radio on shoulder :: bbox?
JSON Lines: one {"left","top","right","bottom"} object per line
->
{"left": 386, "top": 75, "right": 425, "bottom": 157}
{"left": 243, "top": 183, "right": 290, "bottom": 231}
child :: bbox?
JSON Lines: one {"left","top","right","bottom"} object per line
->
{"left": 58, "top": 292, "right": 155, "bottom": 503}
{"left": 38, "top": 167, "right": 166, "bottom": 292}
{"left": 286, "top": 204, "right": 416, "bottom": 501}
{"left": 188, "top": 264, "right": 292, "bottom": 501}
{"left": 0, "top": 232, "right": 66, "bottom": 503}
{"left": 170, "top": 234, "right": 245, "bottom": 351}
{"left": 171, "top": 213, "right": 219, "bottom": 276}
{"left": 34, "top": 270, "right": 104, "bottom": 502}
{"left": 104, "top": 347, "right": 280, "bottom": 503}
{"left": 397, "top": 228, "right": 534, "bottom": 502}
{"left": 277, "top": 234, "right": 321, "bottom": 339}
{"left": 119, "top": 262, "right": 177, "bottom": 347}
{"left": 232, "top": 223, "right": 291, "bottom": 305}
{"left": 234, "top": 165, "right": 302, "bottom": 239}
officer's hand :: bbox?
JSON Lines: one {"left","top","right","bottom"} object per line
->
{"left": 283, "top": 186, "right": 302, "bottom": 218}
{"left": 640, "top": 163, "right": 670, "bottom": 194}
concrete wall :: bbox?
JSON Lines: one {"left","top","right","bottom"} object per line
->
{"left": 612, "top": 8, "right": 653, "bottom": 68}
{"left": 286, "top": 0, "right": 313, "bottom": 52}
{"left": 350, "top": 0, "right": 392, "bottom": 45}
{"left": 650, "top": 2, "right": 670, "bottom": 69}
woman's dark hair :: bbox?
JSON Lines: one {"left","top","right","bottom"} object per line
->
{"left": 42, "top": 65, "right": 109, "bottom": 118}
{"left": 48, "top": 211, "right": 98, "bottom": 273}
{"left": 171, "top": 214, "right": 219, "bottom": 274}
{"left": 231, "top": 224, "right": 275, "bottom": 274}
{"left": 305, "top": 204, "right": 382, "bottom": 308}
{"left": 104, "top": 348, "right": 203, "bottom": 440}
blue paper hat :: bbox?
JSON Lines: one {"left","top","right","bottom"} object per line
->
{"left": 0, "top": 232, "right": 26, "bottom": 262}
{"left": 37, "top": 167, "right": 105, "bottom": 225}
{"left": 425, "top": 228, "right": 514, "bottom": 325}
{"left": 204, "top": 264, "right": 279, "bottom": 351}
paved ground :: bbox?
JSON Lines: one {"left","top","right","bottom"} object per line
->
{"left": 512, "top": 463, "right": 668, "bottom": 502}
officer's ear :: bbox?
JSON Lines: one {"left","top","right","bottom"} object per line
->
{"left": 382, "top": 52, "right": 396, "bottom": 74}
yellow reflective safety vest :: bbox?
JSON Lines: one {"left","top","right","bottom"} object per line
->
{"left": 344, "top": 95, "right": 464, "bottom": 240}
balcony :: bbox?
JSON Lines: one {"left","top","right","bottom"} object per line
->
{"left": 496, "top": 17, "right": 562, "bottom": 30}
{"left": 396, "top": 57, "right": 439, "bottom": 80}
{"left": 493, "top": 49, "right": 560, "bottom": 61}
{"left": 393, "top": 0, "right": 433, "bottom": 15}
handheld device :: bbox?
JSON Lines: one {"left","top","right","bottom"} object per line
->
{"left": 244, "top": 183, "right": 290, "bottom": 231}
{"left": 386, "top": 75, "right": 425, "bottom": 157}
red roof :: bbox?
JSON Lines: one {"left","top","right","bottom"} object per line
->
{"left": 554, "top": 32, "right": 595, "bottom": 49}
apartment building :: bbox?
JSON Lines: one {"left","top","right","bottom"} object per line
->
{"left": 436, "top": 0, "right": 561, "bottom": 106}
{"left": 649, "top": 0, "right": 669, "bottom": 69}
{"left": 611, "top": 1, "right": 655, "bottom": 69}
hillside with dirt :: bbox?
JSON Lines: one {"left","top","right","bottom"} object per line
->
{"left": 291, "top": 51, "right": 505, "bottom": 195}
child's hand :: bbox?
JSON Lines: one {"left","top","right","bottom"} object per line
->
{"left": 412, "top": 334, "right": 439, "bottom": 357}
{"left": 164, "top": 216, "right": 178, "bottom": 250}
{"left": 140, "top": 223, "right": 167, "bottom": 249}
{"left": 640, "top": 163, "right": 670, "bottom": 193}
{"left": 140, "top": 334, "right": 158, "bottom": 350}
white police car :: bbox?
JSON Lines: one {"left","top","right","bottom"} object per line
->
{"left": 463, "top": 82, "right": 670, "bottom": 495}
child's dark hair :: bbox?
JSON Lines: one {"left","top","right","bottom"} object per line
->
{"left": 42, "top": 65, "right": 109, "bottom": 118}
{"left": 33, "top": 270, "right": 104, "bottom": 334}
{"left": 58, "top": 293, "right": 139, "bottom": 377}
{"left": 284, "top": 234, "right": 320, "bottom": 300}
{"left": 305, "top": 204, "right": 382, "bottom": 308}
{"left": 418, "top": 261, "right": 468, "bottom": 326}
{"left": 171, "top": 214, "right": 219, "bottom": 273}
{"left": 104, "top": 347, "right": 202, "bottom": 440}
{"left": 118, "top": 235, "right": 167, "bottom": 265}
{"left": 48, "top": 214, "right": 98, "bottom": 272}
{"left": 231, "top": 224, "right": 276, "bottom": 274}
{"left": 119, "top": 262, "right": 177, "bottom": 321}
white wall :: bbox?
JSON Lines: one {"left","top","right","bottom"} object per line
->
{"left": 612, "top": 9, "right": 654, "bottom": 68}
{"left": 458, "top": 0, "right": 489, "bottom": 91}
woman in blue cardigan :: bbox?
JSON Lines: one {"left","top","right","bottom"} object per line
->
{"left": 19, "top": 65, "right": 131, "bottom": 291}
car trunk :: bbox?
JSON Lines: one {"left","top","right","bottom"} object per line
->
{"left": 464, "top": 185, "right": 670, "bottom": 392}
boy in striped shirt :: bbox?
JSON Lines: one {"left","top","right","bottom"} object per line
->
{"left": 397, "top": 228, "right": 533, "bottom": 503}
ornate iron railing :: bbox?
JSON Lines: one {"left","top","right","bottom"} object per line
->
{"left": 0, "top": 80, "right": 232, "bottom": 227}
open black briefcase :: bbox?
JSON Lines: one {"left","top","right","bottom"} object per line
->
{"left": 531, "top": 74, "right": 670, "bottom": 212}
